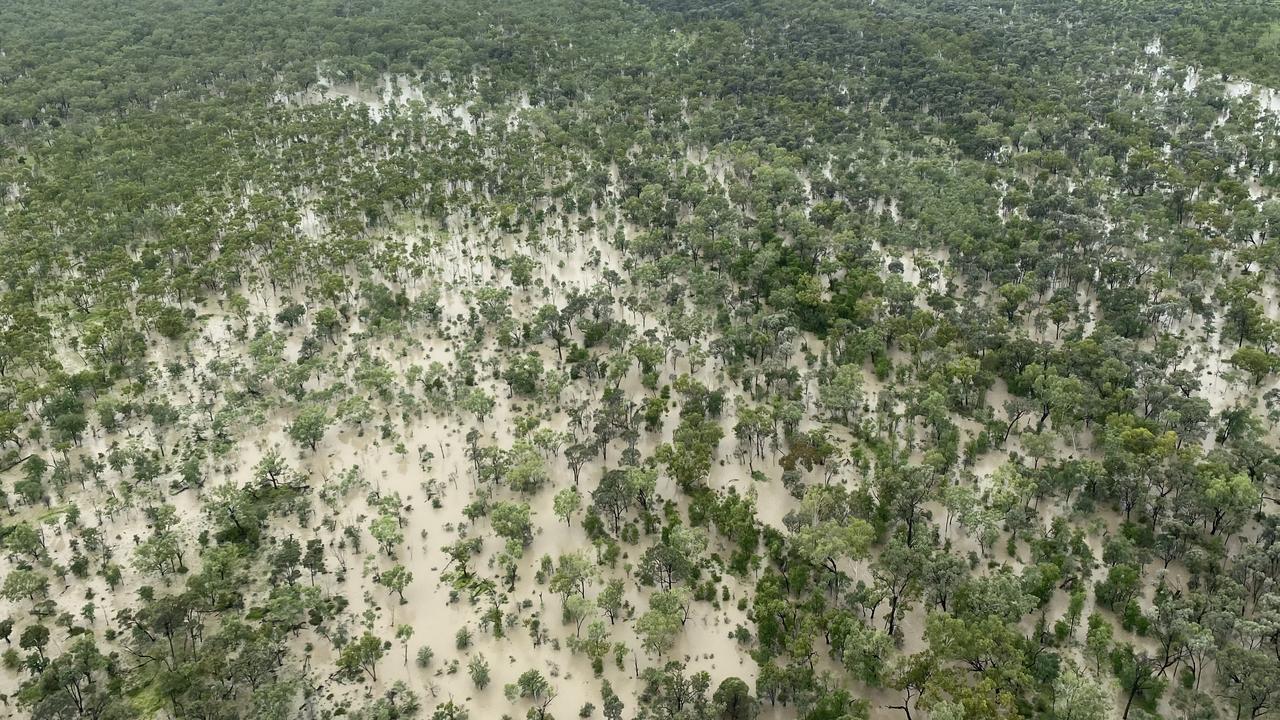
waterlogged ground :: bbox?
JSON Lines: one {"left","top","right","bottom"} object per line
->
{"left": 3, "top": 30, "right": 1280, "bottom": 718}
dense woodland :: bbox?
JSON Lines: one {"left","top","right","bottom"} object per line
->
{"left": 2, "top": 1, "right": 1280, "bottom": 719}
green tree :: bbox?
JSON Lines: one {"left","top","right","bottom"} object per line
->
{"left": 17, "top": 635, "right": 114, "bottom": 717}
{"left": 1197, "top": 469, "right": 1259, "bottom": 536}
{"left": 19, "top": 623, "right": 50, "bottom": 662}
{"left": 288, "top": 405, "right": 331, "bottom": 451}
{"left": 597, "top": 578, "right": 626, "bottom": 624}
{"left": 1216, "top": 645, "right": 1280, "bottom": 720}
{"left": 1052, "top": 668, "right": 1114, "bottom": 720}
{"left": 395, "top": 624, "right": 414, "bottom": 665}
{"left": 553, "top": 486, "right": 582, "bottom": 526}
{"left": 601, "top": 679, "right": 625, "bottom": 720}
{"left": 460, "top": 389, "right": 496, "bottom": 424}
{"left": 549, "top": 551, "right": 595, "bottom": 599}
{"left": 2, "top": 569, "right": 50, "bottom": 604}
{"left": 504, "top": 353, "right": 544, "bottom": 396}
{"left": 636, "top": 589, "right": 689, "bottom": 657}
{"left": 1230, "top": 346, "right": 1278, "bottom": 385}
{"left": 816, "top": 363, "right": 864, "bottom": 424}
{"left": 432, "top": 701, "right": 470, "bottom": 720}
{"left": 490, "top": 501, "right": 533, "bottom": 546}
{"left": 468, "top": 654, "right": 491, "bottom": 689}
{"left": 505, "top": 669, "right": 557, "bottom": 720}
{"left": 640, "top": 524, "right": 708, "bottom": 590}
{"left": 303, "top": 539, "right": 326, "bottom": 583}
{"left": 712, "top": 676, "right": 758, "bottom": 720}
{"left": 1111, "top": 644, "right": 1164, "bottom": 719}
{"left": 3, "top": 522, "right": 45, "bottom": 561}
{"left": 370, "top": 514, "right": 405, "bottom": 556}
{"left": 336, "top": 632, "right": 387, "bottom": 683}
{"left": 379, "top": 564, "right": 413, "bottom": 604}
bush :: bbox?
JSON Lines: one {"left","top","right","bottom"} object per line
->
{"left": 468, "top": 655, "right": 491, "bottom": 689}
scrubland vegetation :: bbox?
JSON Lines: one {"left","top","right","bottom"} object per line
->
{"left": 2, "top": 2, "right": 1280, "bottom": 719}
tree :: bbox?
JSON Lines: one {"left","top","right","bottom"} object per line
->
{"left": 431, "top": 701, "right": 470, "bottom": 720}
{"left": 379, "top": 564, "right": 413, "bottom": 604}
{"left": 4, "top": 522, "right": 45, "bottom": 561}
{"left": 593, "top": 468, "right": 634, "bottom": 533}
{"left": 638, "top": 661, "right": 711, "bottom": 719}
{"left": 271, "top": 536, "right": 302, "bottom": 585}
{"left": 475, "top": 287, "right": 511, "bottom": 325}
{"left": 17, "top": 635, "right": 115, "bottom": 718}
{"left": 1217, "top": 645, "right": 1280, "bottom": 720}
{"left": 553, "top": 487, "right": 582, "bottom": 526}
{"left": 490, "top": 501, "right": 533, "bottom": 546}
{"left": 834, "top": 617, "right": 894, "bottom": 686}
{"left": 890, "top": 648, "right": 942, "bottom": 712}
{"left": 601, "top": 679, "right": 625, "bottom": 720}
{"left": 133, "top": 530, "right": 184, "bottom": 578}
{"left": 952, "top": 569, "right": 1036, "bottom": 624}
{"left": 640, "top": 524, "right": 708, "bottom": 590}
{"left": 564, "top": 594, "right": 594, "bottom": 636}
{"left": 19, "top": 623, "right": 50, "bottom": 662}
{"left": 636, "top": 589, "right": 689, "bottom": 656}
{"left": 923, "top": 551, "right": 968, "bottom": 613}
{"left": 303, "top": 539, "right": 326, "bottom": 583}
{"left": 468, "top": 654, "right": 491, "bottom": 689}
{"left": 276, "top": 302, "right": 306, "bottom": 327}
{"left": 549, "top": 551, "right": 595, "bottom": 599}
{"left": 565, "top": 442, "right": 597, "bottom": 486}
{"left": 535, "top": 304, "right": 569, "bottom": 359}
{"left": 505, "top": 669, "right": 556, "bottom": 720}
{"left": 1230, "top": 346, "right": 1278, "bottom": 386}
{"left": 1085, "top": 614, "right": 1113, "bottom": 674}
{"left": 879, "top": 465, "right": 941, "bottom": 548}
{"left": 205, "top": 482, "right": 265, "bottom": 543}
{"left": 315, "top": 307, "right": 342, "bottom": 342}
{"left": 1111, "top": 644, "right": 1164, "bottom": 719}
{"left": 395, "top": 624, "right": 414, "bottom": 665}
{"left": 792, "top": 518, "right": 874, "bottom": 588}
{"left": 503, "top": 353, "right": 543, "bottom": 396}
{"left": 1197, "top": 469, "right": 1259, "bottom": 536}
{"left": 597, "top": 578, "right": 625, "bottom": 624}
{"left": 460, "top": 389, "right": 496, "bottom": 423}
{"left": 1052, "top": 668, "right": 1114, "bottom": 720}
{"left": 872, "top": 541, "right": 926, "bottom": 639}
{"left": 657, "top": 414, "right": 723, "bottom": 491}
{"left": 570, "top": 620, "right": 613, "bottom": 675}
{"left": 804, "top": 688, "right": 870, "bottom": 720}
{"left": 924, "top": 613, "right": 1029, "bottom": 705}
{"left": 1094, "top": 563, "right": 1142, "bottom": 611}
{"left": 1146, "top": 589, "right": 1190, "bottom": 675}
{"left": 370, "top": 513, "right": 405, "bottom": 556}
{"left": 817, "top": 363, "right": 864, "bottom": 424}
{"left": 506, "top": 443, "right": 548, "bottom": 494}
{"left": 288, "top": 405, "right": 330, "bottom": 451}
{"left": 350, "top": 681, "right": 420, "bottom": 720}
{"left": 733, "top": 402, "right": 775, "bottom": 465}
{"left": 336, "top": 632, "right": 386, "bottom": 683}
{"left": 1, "top": 568, "right": 49, "bottom": 604}
{"left": 712, "top": 677, "right": 758, "bottom": 720}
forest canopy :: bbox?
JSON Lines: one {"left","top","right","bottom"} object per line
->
{"left": 1, "top": 1, "right": 1279, "bottom": 720}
